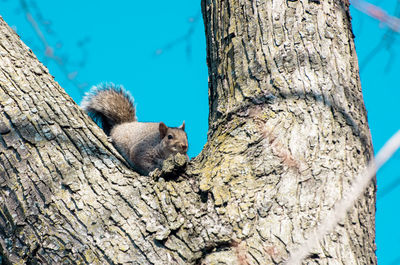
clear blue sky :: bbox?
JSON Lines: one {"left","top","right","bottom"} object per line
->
{"left": 1, "top": 1, "right": 399, "bottom": 264}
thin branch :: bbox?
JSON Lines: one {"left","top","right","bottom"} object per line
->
{"left": 353, "top": 0, "right": 400, "bottom": 72}
{"left": 351, "top": 0, "right": 400, "bottom": 32}
{"left": 286, "top": 129, "right": 400, "bottom": 265}
{"left": 377, "top": 173, "right": 400, "bottom": 199}
{"left": 359, "top": 29, "right": 391, "bottom": 72}
{"left": 155, "top": 11, "right": 201, "bottom": 59}
{"left": 18, "top": 0, "right": 88, "bottom": 93}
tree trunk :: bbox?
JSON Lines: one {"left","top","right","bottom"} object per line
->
{"left": 200, "top": 0, "right": 376, "bottom": 263}
{"left": 0, "top": 0, "right": 376, "bottom": 263}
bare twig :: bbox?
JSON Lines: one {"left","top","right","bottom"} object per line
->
{"left": 352, "top": 0, "right": 400, "bottom": 72}
{"left": 18, "top": 0, "right": 88, "bottom": 93}
{"left": 377, "top": 173, "right": 400, "bottom": 199}
{"left": 351, "top": 0, "right": 400, "bottom": 32}
{"left": 155, "top": 11, "right": 201, "bottom": 59}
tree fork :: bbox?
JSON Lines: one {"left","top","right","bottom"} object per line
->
{"left": 0, "top": 0, "right": 376, "bottom": 262}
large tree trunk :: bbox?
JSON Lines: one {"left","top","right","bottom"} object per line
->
{"left": 199, "top": 0, "right": 376, "bottom": 264}
{"left": 0, "top": 0, "right": 376, "bottom": 263}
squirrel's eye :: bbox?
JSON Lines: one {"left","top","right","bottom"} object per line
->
{"left": 168, "top": 135, "right": 173, "bottom": 140}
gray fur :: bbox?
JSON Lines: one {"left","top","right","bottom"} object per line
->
{"left": 81, "top": 84, "right": 136, "bottom": 135}
{"left": 82, "top": 84, "right": 188, "bottom": 175}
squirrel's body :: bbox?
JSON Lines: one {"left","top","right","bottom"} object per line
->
{"left": 82, "top": 85, "right": 188, "bottom": 175}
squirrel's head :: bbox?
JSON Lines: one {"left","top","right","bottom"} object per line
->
{"left": 159, "top": 121, "right": 188, "bottom": 155}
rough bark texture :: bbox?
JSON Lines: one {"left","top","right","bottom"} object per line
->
{"left": 0, "top": 0, "right": 376, "bottom": 263}
{"left": 199, "top": 0, "right": 376, "bottom": 264}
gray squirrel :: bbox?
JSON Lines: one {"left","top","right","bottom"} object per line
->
{"left": 81, "top": 84, "right": 188, "bottom": 175}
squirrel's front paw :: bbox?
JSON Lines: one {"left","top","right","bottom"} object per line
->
{"left": 150, "top": 153, "right": 188, "bottom": 179}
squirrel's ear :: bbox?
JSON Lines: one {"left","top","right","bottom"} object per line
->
{"left": 179, "top": 121, "right": 185, "bottom": 131}
{"left": 159, "top": 122, "right": 168, "bottom": 138}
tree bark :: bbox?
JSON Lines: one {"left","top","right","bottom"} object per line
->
{"left": 200, "top": 0, "right": 376, "bottom": 263}
{"left": 0, "top": 0, "right": 376, "bottom": 263}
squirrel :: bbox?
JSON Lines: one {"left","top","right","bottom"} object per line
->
{"left": 81, "top": 84, "right": 189, "bottom": 175}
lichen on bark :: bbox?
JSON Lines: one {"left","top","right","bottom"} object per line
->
{"left": 0, "top": 0, "right": 376, "bottom": 262}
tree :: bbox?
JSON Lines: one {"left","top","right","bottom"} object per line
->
{"left": 0, "top": 0, "right": 376, "bottom": 263}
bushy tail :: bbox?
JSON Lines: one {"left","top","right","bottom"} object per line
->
{"left": 81, "top": 84, "right": 136, "bottom": 135}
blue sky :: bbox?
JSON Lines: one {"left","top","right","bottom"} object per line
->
{"left": 1, "top": 1, "right": 399, "bottom": 264}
